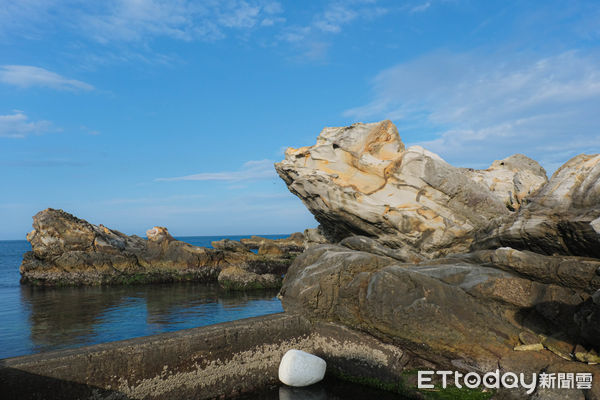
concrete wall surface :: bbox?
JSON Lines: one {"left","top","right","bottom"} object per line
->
{"left": 0, "top": 312, "right": 406, "bottom": 400}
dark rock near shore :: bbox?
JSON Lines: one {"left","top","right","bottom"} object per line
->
{"left": 240, "top": 232, "right": 305, "bottom": 253}
{"left": 210, "top": 238, "right": 252, "bottom": 253}
{"left": 280, "top": 244, "right": 600, "bottom": 394}
{"left": 217, "top": 266, "right": 281, "bottom": 290}
{"left": 20, "top": 208, "right": 300, "bottom": 287}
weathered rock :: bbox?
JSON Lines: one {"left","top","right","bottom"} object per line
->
{"left": 281, "top": 245, "right": 515, "bottom": 368}
{"left": 465, "top": 154, "right": 548, "bottom": 211}
{"left": 278, "top": 349, "right": 326, "bottom": 387}
{"left": 519, "top": 331, "right": 541, "bottom": 346}
{"left": 541, "top": 335, "right": 574, "bottom": 360}
{"left": 514, "top": 343, "right": 544, "bottom": 351}
{"left": 258, "top": 242, "right": 285, "bottom": 256}
{"left": 240, "top": 233, "right": 305, "bottom": 253}
{"left": 279, "top": 244, "right": 600, "bottom": 377}
{"left": 339, "top": 235, "right": 423, "bottom": 263}
{"left": 20, "top": 209, "right": 295, "bottom": 286}
{"left": 463, "top": 247, "right": 600, "bottom": 294}
{"left": 275, "top": 120, "right": 546, "bottom": 258}
{"left": 211, "top": 238, "right": 251, "bottom": 253}
{"left": 574, "top": 345, "right": 600, "bottom": 364}
{"left": 146, "top": 226, "right": 174, "bottom": 243}
{"left": 274, "top": 120, "right": 600, "bottom": 399}
{"left": 475, "top": 153, "right": 600, "bottom": 258}
{"left": 303, "top": 227, "right": 329, "bottom": 248}
{"left": 217, "top": 266, "right": 281, "bottom": 290}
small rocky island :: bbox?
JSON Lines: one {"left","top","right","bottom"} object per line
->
{"left": 20, "top": 208, "right": 303, "bottom": 289}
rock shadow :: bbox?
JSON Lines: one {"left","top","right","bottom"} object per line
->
{"left": 0, "top": 366, "right": 133, "bottom": 400}
{"left": 516, "top": 298, "right": 600, "bottom": 353}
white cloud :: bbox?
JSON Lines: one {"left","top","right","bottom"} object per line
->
{"left": 279, "top": 1, "right": 388, "bottom": 61}
{"left": 282, "top": 0, "right": 386, "bottom": 42}
{"left": 79, "top": 0, "right": 284, "bottom": 43}
{"left": 344, "top": 50, "right": 600, "bottom": 171}
{"left": 313, "top": 3, "right": 359, "bottom": 33}
{"left": 0, "top": 65, "right": 93, "bottom": 91}
{"left": 156, "top": 159, "right": 276, "bottom": 182}
{"left": 0, "top": 0, "right": 285, "bottom": 43}
{"left": 410, "top": 2, "right": 431, "bottom": 13}
{"left": 0, "top": 112, "right": 56, "bottom": 138}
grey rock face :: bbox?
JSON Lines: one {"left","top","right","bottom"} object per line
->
{"left": 280, "top": 244, "right": 600, "bottom": 379}
{"left": 217, "top": 266, "right": 281, "bottom": 290}
{"left": 475, "top": 153, "right": 600, "bottom": 258}
{"left": 275, "top": 120, "right": 546, "bottom": 258}
{"left": 303, "top": 227, "right": 329, "bottom": 248}
{"left": 465, "top": 153, "right": 548, "bottom": 211}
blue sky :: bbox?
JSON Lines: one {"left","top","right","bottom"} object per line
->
{"left": 1, "top": 0, "right": 599, "bottom": 240}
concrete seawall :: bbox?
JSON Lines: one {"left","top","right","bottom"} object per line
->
{"left": 0, "top": 312, "right": 407, "bottom": 400}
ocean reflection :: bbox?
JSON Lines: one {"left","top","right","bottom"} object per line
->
{"left": 17, "top": 282, "right": 282, "bottom": 357}
{"left": 279, "top": 385, "right": 327, "bottom": 400}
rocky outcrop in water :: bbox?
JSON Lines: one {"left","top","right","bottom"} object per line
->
{"left": 20, "top": 209, "right": 301, "bottom": 287}
{"left": 240, "top": 233, "right": 305, "bottom": 253}
{"left": 277, "top": 120, "right": 600, "bottom": 399}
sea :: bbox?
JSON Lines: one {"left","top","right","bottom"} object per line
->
{"left": 0, "top": 235, "right": 286, "bottom": 360}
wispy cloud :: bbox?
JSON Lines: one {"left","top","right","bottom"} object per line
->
{"left": 313, "top": 2, "right": 360, "bottom": 34}
{"left": 78, "top": 0, "right": 284, "bottom": 43}
{"left": 0, "top": 112, "right": 57, "bottom": 138}
{"left": 0, "top": 65, "right": 93, "bottom": 91}
{"left": 410, "top": 2, "right": 431, "bottom": 13}
{"left": 156, "top": 159, "right": 276, "bottom": 182}
{"left": 344, "top": 50, "right": 600, "bottom": 171}
{"left": 0, "top": 0, "right": 285, "bottom": 44}
{"left": 279, "top": 1, "right": 388, "bottom": 61}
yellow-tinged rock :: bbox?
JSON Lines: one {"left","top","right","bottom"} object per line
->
{"left": 514, "top": 344, "right": 544, "bottom": 351}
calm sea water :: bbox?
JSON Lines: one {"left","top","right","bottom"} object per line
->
{"left": 0, "top": 235, "right": 286, "bottom": 359}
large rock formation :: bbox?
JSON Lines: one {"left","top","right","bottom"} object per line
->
{"left": 277, "top": 120, "right": 600, "bottom": 398}
{"left": 20, "top": 208, "right": 301, "bottom": 287}
{"left": 275, "top": 120, "right": 547, "bottom": 259}
{"left": 280, "top": 243, "right": 600, "bottom": 398}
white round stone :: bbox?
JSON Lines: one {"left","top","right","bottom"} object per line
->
{"left": 278, "top": 349, "right": 326, "bottom": 387}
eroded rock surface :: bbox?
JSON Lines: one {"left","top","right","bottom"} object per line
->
{"left": 217, "top": 266, "right": 281, "bottom": 290}
{"left": 275, "top": 120, "right": 546, "bottom": 258}
{"left": 20, "top": 209, "right": 299, "bottom": 287}
{"left": 280, "top": 244, "right": 600, "bottom": 396}
{"left": 475, "top": 153, "right": 600, "bottom": 258}
{"left": 276, "top": 120, "right": 600, "bottom": 398}
{"left": 240, "top": 233, "right": 304, "bottom": 253}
